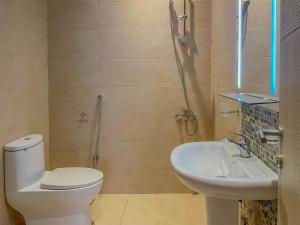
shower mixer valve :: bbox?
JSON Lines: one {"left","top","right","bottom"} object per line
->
{"left": 175, "top": 108, "right": 195, "bottom": 121}
{"left": 175, "top": 108, "right": 198, "bottom": 136}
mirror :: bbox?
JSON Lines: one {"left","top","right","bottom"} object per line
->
{"left": 237, "top": 0, "right": 279, "bottom": 97}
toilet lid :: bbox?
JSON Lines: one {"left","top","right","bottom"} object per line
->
{"left": 40, "top": 167, "right": 103, "bottom": 190}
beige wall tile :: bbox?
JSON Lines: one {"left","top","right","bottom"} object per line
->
{"left": 100, "top": 87, "right": 183, "bottom": 114}
{"left": 156, "top": 29, "right": 211, "bottom": 59}
{"left": 99, "top": 141, "right": 181, "bottom": 170}
{"left": 99, "top": 59, "right": 161, "bottom": 86}
{"left": 190, "top": 1, "right": 211, "bottom": 30}
{"left": 247, "top": 0, "right": 272, "bottom": 29}
{"left": 48, "top": 29, "right": 99, "bottom": 59}
{"left": 0, "top": 0, "right": 49, "bottom": 224}
{"left": 99, "top": 1, "right": 155, "bottom": 30}
{"left": 243, "top": 56, "right": 271, "bottom": 85}
{"left": 98, "top": 86, "right": 211, "bottom": 114}
{"left": 50, "top": 114, "right": 94, "bottom": 148}
{"left": 99, "top": 141, "right": 162, "bottom": 169}
{"left": 0, "top": 1, "right": 47, "bottom": 58}
{"left": 155, "top": 0, "right": 211, "bottom": 30}
{"left": 48, "top": 0, "right": 99, "bottom": 30}
{"left": 244, "top": 28, "right": 271, "bottom": 58}
{"left": 100, "top": 168, "right": 157, "bottom": 193}
{"left": 50, "top": 87, "right": 100, "bottom": 115}
{"left": 242, "top": 0, "right": 274, "bottom": 95}
{"left": 99, "top": 58, "right": 211, "bottom": 88}
{"left": 100, "top": 112, "right": 212, "bottom": 142}
{"left": 211, "top": 0, "right": 242, "bottom": 139}
{"left": 48, "top": 0, "right": 212, "bottom": 194}
{"left": 155, "top": 169, "right": 191, "bottom": 193}
{"left": 49, "top": 59, "right": 100, "bottom": 88}
{"left": 98, "top": 30, "right": 162, "bottom": 59}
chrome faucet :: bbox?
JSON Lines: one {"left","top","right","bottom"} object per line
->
{"left": 224, "top": 132, "right": 251, "bottom": 158}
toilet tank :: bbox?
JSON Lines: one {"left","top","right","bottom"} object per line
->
{"left": 4, "top": 134, "right": 45, "bottom": 191}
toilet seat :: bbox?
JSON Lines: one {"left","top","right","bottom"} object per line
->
{"left": 40, "top": 167, "right": 103, "bottom": 190}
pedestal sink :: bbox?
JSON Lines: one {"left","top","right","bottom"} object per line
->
{"left": 170, "top": 141, "right": 278, "bottom": 225}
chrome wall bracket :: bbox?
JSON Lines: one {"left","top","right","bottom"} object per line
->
{"left": 76, "top": 112, "right": 88, "bottom": 121}
{"left": 179, "top": 15, "right": 188, "bottom": 20}
{"left": 256, "top": 126, "right": 283, "bottom": 144}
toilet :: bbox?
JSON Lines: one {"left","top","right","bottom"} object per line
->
{"left": 4, "top": 134, "right": 103, "bottom": 225}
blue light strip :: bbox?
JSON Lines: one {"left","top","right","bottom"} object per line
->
{"left": 271, "top": 0, "right": 277, "bottom": 95}
{"left": 237, "top": 0, "right": 243, "bottom": 90}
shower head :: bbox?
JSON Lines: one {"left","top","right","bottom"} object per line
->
{"left": 242, "top": 0, "right": 251, "bottom": 16}
{"left": 179, "top": 36, "right": 188, "bottom": 45}
{"left": 244, "top": 0, "right": 250, "bottom": 7}
{"left": 241, "top": 0, "right": 250, "bottom": 47}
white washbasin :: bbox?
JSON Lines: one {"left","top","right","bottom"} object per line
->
{"left": 171, "top": 141, "right": 278, "bottom": 200}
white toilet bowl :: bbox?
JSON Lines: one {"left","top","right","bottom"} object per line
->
{"left": 4, "top": 134, "right": 103, "bottom": 225}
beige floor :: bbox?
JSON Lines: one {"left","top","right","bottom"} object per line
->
{"left": 91, "top": 193, "right": 207, "bottom": 225}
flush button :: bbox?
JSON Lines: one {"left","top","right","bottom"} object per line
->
{"left": 24, "top": 137, "right": 31, "bottom": 141}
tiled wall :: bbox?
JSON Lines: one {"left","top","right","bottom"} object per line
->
{"left": 279, "top": 0, "right": 300, "bottom": 222}
{"left": 241, "top": 104, "right": 280, "bottom": 173}
{"left": 211, "top": 0, "right": 241, "bottom": 140}
{"left": 242, "top": 0, "right": 273, "bottom": 94}
{"left": 211, "top": 1, "right": 278, "bottom": 224}
{"left": 240, "top": 104, "right": 279, "bottom": 225}
{"left": 0, "top": 0, "right": 49, "bottom": 224}
{"left": 48, "top": 0, "right": 212, "bottom": 193}
{"left": 211, "top": 0, "right": 276, "bottom": 141}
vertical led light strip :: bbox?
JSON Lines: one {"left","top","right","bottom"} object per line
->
{"left": 271, "top": 0, "right": 277, "bottom": 95}
{"left": 237, "top": 0, "right": 243, "bottom": 90}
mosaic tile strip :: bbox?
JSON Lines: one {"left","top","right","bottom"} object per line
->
{"left": 240, "top": 104, "right": 279, "bottom": 225}
{"left": 240, "top": 200, "right": 278, "bottom": 225}
{"left": 241, "top": 104, "right": 280, "bottom": 173}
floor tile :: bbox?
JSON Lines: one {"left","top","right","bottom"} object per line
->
{"left": 121, "top": 194, "right": 158, "bottom": 225}
{"left": 184, "top": 194, "right": 207, "bottom": 225}
{"left": 92, "top": 194, "right": 128, "bottom": 225}
{"left": 156, "top": 194, "right": 188, "bottom": 225}
{"left": 91, "top": 194, "right": 206, "bottom": 225}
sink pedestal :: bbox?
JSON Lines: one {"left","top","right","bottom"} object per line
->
{"left": 206, "top": 197, "right": 238, "bottom": 225}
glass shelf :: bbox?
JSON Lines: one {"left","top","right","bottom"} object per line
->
{"left": 219, "top": 93, "right": 279, "bottom": 106}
